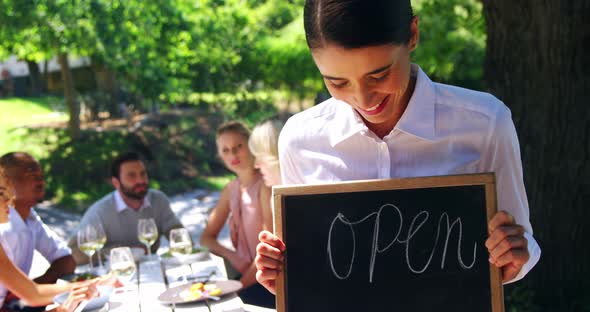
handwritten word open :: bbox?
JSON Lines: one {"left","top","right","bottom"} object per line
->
{"left": 327, "top": 203, "right": 477, "bottom": 282}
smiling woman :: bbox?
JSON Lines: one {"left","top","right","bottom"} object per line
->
{"left": 254, "top": 0, "right": 541, "bottom": 300}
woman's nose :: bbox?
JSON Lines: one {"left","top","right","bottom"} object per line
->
{"left": 353, "top": 88, "right": 373, "bottom": 109}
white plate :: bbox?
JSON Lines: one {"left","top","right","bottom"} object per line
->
{"left": 158, "top": 280, "right": 242, "bottom": 304}
{"left": 54, "top": 286, "right": 113, "bottom": 311}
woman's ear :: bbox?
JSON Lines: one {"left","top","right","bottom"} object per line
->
{"left": 408, "top": 16, "right": 419, "bottom": 52}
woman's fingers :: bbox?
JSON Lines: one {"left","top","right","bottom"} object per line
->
{"left": 486, "top": 210, "right": 530, "bottom": 282}
{"left": 259, "top": 231, "right": 286, "bottom": 251}
{"left": 488, "top": 234, "right": 528, "bottom": 263}
{"left": 256, "top": 267, "right": 278, "bottom": 295}
{"left": 256, "top": 241, "right": 284, "bottom": 262}
{"left": 485, "top": 224, "right": 525, "bottom": 252}
{"left": 255, "top": 253, "right": 283, "bottom": 270}
{"left": 487, "top": 210, "right": 515, "bottom": 233}
{"left": 255, "top": 231, "right": 285, "bottom": 295}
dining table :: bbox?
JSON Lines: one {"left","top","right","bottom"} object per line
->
{"left": 51, "top": 253, "right": 275, "bottom": 312}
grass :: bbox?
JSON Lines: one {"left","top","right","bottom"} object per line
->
{"left": 0, "top": 97, "right": 67, "bottom": 157}
{"left": 0, "top": 97, "right": 66, "bottom": 130}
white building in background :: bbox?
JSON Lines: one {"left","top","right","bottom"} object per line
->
{"left": 0, "top": 55, "right": 93, "bottom": 96}
{"left": 0, "top": 55, "right": 91, "bottom": 79}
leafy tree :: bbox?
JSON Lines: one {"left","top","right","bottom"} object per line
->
{"left": 413, "top": 0, "right": 486, "bottom": 90}
{"left": 0, "top": 0, "right": 101, "bottom": 139}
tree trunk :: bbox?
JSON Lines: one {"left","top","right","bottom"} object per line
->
{"left": 25, "top": 59, "right": 43, "bottom": 96}
{"left": 92, "top": 59, "right": 121, "bottom": 118}
{"left": 58, "top": 52, "right": 80, "bottom": 140}
{"left": 482, "top": 1, "right": 590, "bottom": 310}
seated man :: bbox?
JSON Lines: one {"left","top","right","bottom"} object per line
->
{"left": 68, "top": 152, "right": 185, "bottom": 264}
{"left": 0, "top": 152, "right": 76, "bottom": 311}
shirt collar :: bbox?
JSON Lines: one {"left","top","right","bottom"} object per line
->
{"left": 328, "top": 64, "right": 436, "bottom": 146}
{"left": 394, "top": 64, "right": 436, "bottom": 141}
{"left": 6, "top": 206, "right": 38, "bottom": 230}
{"left": 114, "top": 190, "right": 150, "bottom": 213}
{"left": 328, "top": 102, "right": 368, "bottom": 147}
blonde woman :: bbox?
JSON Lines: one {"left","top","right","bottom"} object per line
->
{"left": 248, "top": 119, "right": 284, "bottom": 188}
{"left": 0, "top": 167, "right": 101, "bottom": 312}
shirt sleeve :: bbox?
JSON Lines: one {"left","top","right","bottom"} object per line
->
{"left": 486, "top": 105, "right": 541, "bottom": 283}
{"left": 278, "top": 122, "right": 305, "bottom": 185}
{"left": 33, "top": 214, "right": 72, "bottom": 263}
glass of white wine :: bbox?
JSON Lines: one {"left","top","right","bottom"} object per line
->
{"left": 95, "top": 223, "right": 107, "bottom": 272}
{"left": 137, "top": 218, "right": 158, "bottom": 260}
{"left": 169, "top": 228, "right": 192, "bottom": 282}
{"left": 169, "top": 228, "right": 192, "bottom": 258}
{"left": 77, "top": 225, "right": 99, "bottom": 271}
{"left": 109, "top": 247, "right": 137, "bottom": 286}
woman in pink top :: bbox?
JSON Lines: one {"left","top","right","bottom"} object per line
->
{"left": 200, "top": 121, "right": 273, "bottom": 307}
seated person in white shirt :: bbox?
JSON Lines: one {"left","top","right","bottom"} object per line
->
{"left": 68, "top": 152, "right": 185, "bottom": 264}
{"left": 255, "top": 0, "right": 541, "bottom": 295}
{"left": 0, "top": 164, "right": 108, "bottom": 312}
{"left": 0, "top": 152, "right": 76, "bottom": 311}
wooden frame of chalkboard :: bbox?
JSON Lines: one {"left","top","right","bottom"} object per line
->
{"left": 272, "top": 173, "right": 503, "bottom": 312}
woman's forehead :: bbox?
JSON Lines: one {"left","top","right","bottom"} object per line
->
{"left": 311, "top": 43, "right": 404, "bottom": 78}
{"left": 218, "top": 132, "right": 247, "bottom": 144}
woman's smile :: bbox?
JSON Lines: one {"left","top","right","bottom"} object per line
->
{"left": 359, "top": 95, "right": 390, "bottom": 116}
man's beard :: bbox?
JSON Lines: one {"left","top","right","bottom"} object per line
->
{"left": 120, "top": 183, "right": 148, "bottom": 200}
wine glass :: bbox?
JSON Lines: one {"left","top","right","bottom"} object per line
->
{"left": 169, "top": 228, "right": 192, "bottom": 282}
{"left": 77, "top": 225, "right": 99, "bottom": 271}
{"left": 137, "top": 218, "right": 158, "bottom": 260}
{"left": 109, "top": 247, "right": 137, "bottom": 287}
{"left": 94, "top": 223, "right": 107, "bottom": 272}
{"left": 169, "top": 228, "right": 192, "bottom": 258}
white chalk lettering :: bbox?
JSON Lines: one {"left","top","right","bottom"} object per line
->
{"left": 326, "top": 203, "right": 477, "bottom": 282}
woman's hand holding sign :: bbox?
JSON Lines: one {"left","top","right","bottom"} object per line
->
{"left": 255, "top": 230, "right": 285, "bottom": 295}
{"left": 485, "top": 210, "right": 530, "bottom": 282}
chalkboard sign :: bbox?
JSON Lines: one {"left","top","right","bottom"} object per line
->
{"left": 273, "top": 173, "right": 503, "bottom": 312}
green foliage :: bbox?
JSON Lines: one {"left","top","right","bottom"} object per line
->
{"left": 163, "top": 90, "right": 280, "bottom": 124}
{"left": 88, "top": 0, "right": 192, "bottom": 99}
{"left": 413, "top": 0, "right": 486, "bottom": 89}
{"left": 1, "top": 0, "right": 486, "bottom": 107}
{"left": 249, "top": 15, "right": 323, "bottom": 98}
{"left": 504, "top": 283, "right": 540, "bottom": 312}
{"left": 0, "top": 0, "right": 99, "bottom": 60}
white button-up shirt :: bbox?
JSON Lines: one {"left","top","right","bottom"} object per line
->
{"left": 114, "top": 190, "right": 151, "bottom": 212}
{"left": 0, "top": 207, "right": 71, "bottom": 305}
{"left": 278, "top": 64, "right": 540, "bottom": 283}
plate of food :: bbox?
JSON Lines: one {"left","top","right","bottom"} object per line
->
{"left": 158, "top": 280, "right": 242, "bottom": 304}
{"left": 54, "top": 286, "right": 113, "bottom": 311}
{"left": 160, "top": 246, "right": 209, "bottom": 265}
